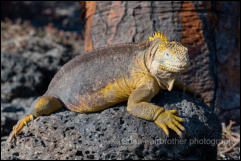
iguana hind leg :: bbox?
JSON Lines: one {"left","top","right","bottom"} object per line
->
{"left": 8, "top": 114, "right": 34, "bottom": 142}
{"left": 8, "top": 96, "right": 63, "bottom": 142}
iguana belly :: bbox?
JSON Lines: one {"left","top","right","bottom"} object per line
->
{"left": 44, "top": 61, "right": 141, "bottom": 113}
{"left": 48, "top": 74, "right": 138, "bottom": 113}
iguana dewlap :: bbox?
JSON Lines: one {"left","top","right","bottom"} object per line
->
{"left": 8, "top": 32, "right": 190, "bottom": 142}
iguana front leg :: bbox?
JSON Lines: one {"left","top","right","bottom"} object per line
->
{"left": 127, "top": 76, "right": 185, "bottom": 137}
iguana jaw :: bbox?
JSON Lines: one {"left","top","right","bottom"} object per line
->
{"left": 150, "top": 57, "right": 189, "bottom": 74}
{"left": 159, "top": 62, "right": 189, "bottom": 73}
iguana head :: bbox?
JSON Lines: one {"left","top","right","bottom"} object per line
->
{"left": 148, "top": 32, "right": 190, "bottom": 74}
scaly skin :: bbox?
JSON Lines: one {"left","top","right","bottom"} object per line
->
{"left": 8, "top": 32, "right": 190, "bottom": 142}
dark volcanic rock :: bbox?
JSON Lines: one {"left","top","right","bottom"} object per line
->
{"left": 1, "top": 21, "right": 83, "bottom": 140}
{"left": 1, "top": 50, "right": 73, "bottom": 136}
{"left": 1, "top": 1, "right": 83, "bottom": 32}
{"left": 1, "top": 52, "right": 45, "bottom": 101}
{"left": 1, "top": 49, "right": 75, "bottom": 140}
{"left": 1, "top": 90, "right": 222, "bottom": 160}
{"left": 1, "top": 97, "right": 36, "bottom": 136}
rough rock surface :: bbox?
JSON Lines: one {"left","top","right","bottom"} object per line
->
{"left": 213, "top": 2, "right": 240, "bottom": 122}
{"left": 1, "top": 90, "right": 221, "bottom": 160}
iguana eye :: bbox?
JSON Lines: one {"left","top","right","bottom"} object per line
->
{"left": 163, "top": 51, "right": 172, "bottom": 58}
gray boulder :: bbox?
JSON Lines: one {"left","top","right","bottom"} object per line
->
{"left": 1, "top": 90, "right": 221, "bottom": 160}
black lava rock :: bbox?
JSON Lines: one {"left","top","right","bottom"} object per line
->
{"left": 1, "top": 90, "right": 222, "bottom": 160}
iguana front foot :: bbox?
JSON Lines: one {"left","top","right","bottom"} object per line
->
{"left": 154, "top": 109, "right": 185, "bottom": 137}
{"left": 8, "top": 114, "right": 34, "bottom": 142}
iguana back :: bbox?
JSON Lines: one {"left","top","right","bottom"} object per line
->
{"left": 45, "top": 43, "right": 149, "bottom": 112}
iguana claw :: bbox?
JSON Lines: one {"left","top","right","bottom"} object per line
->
{"left": 154, "top": 109, "right": 185, "bottom": 137}
{"left": 8, "top": 114, "right": 34, "bottom": 142}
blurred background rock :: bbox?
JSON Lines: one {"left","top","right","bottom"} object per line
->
{"left": 1, "top": 1, "right": 84, "bottom": 32}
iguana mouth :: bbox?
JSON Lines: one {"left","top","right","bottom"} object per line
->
{"left": 160, "top": 63, "right": 188, "bottom": 72}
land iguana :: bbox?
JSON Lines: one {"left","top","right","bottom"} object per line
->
{"left": 8, "top": 32, "right": 191, "bottom": 142}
